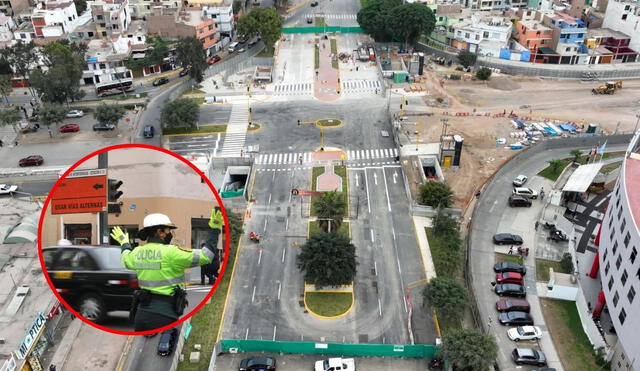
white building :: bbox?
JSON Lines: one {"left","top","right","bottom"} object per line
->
{"left": 128, "top": 0, "right": 179, "bottom": 18}
{"left": 202, "top": 3, "right": 234, "bottom": 39}
{"left": 452, "top": 14, "right": 512, "bottom": 55}
{"left": 0, "top": 13, "right": 16, "bottom": 42}
{"left": 28, "top": 0, "right": 81, "bottom": 39}
{"left": 599, "top": 133, "right": 640, "bottom": 371}
{"left": 91, "top": 0, "right": 131, "bottom": 38}
{"left": 81, "top": 37, "right": 133, "bottom": 92}
{"left": 602, "top": 0, "right": 640, "bottom": 53}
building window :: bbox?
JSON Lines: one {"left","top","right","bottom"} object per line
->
{"left": 465, "top": 32, "right": 470, "bottom": 38}
{"left": 603, "top": 248, "right": 608, "bottom": 262}
{"left": 209, "top": 35, "right": 214, "bottom": 40}
{"left": 96, "top": 14, "right": 103, "bottom": 20}
{"left": 622, "top": 14, "right": 628, "bottom": 21}
{"left": 483, "top": 31, "right": 489, "bottom": 38}
{"left": 608, "top": 276, "right": 614, "bottom": 290}
{"left": 621, "top": 270, "right": 628, "bottom": 285}
{"left": 618, "top": 207, "right": 623, "bottom": 219}
{"left": 68, "top": 16, "right": 72, "bottom": 21}
{"left": 199, "top": 28, "right": 204, "bottom": 34}
{"left": 616, "top": 255, "right": 622, "bottom": 270}
{"left": 621, "top": 219, "right": 626, "bottom": 232}
{"left": 608, "top": 215, "right": 614, "bottom": 229}
{"left": 208, "top": 24, "right": 213, "bottom": 30}
{"left": 613, "top": 241, "right": 618, "bottom": 256}
{"left": 88, "top": 31, "right": 94, "bottom": 37}
{"left": 624, "top": 232, "right": 631, "bottom": 247}
{"left": 475, "top": 35, "right": 479, "bottom": 40}
{"left": 631, "top": 247, "right": 637, "bottom": 264}
{"left": 99, "top": 63, "right": 106, "bottom": 69}
{"left": 629, "top": 286, "right": 636, "bottom": 303}
{"left": 619, "top": 308, "right": 626, "bottom": 325}
{"left": 613, "top": 291, "right": 619, "bottom": 306}
{"left": 605, "top": 262, "right": 610, "bottom": 276}
{"left": 610, "top": 229, "right": 615, "bottom": 242}
{"left": 102, "top": 31, "right": 107, "bottom": 36}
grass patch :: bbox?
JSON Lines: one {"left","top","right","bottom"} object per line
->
{"left": 538, "top": 158, "right": 572, "bottom": 181}
{"left": 600, "top": 161, "right": 622, "bottom": 174}
{"left": 334, "top": 165, "right": 348, "bottom": 208}
{"left": 310, "top": 166, "right": 348, "bottom": 217}
{"left": 540, "top": 299, "right": 604, "bottom": 371}
{"left": 190, "top": 97, "right": 205, "bottom": 105}
{"left": 315, "top": 17, "right": 326, "bottom": 26}
{"left": 536, "top": 258, "right": 564, "bottom": 282}
{"left": 305, "top": 292, "right": 352, "bottom": 317}
{"left": 314, "top": 40, "right": 320, "bottom": 70}
{"left": 309, "top": 220, "right": 349, "bottom": 237}
{"left": 330, "top": 38, "right": 337, "bottom": 54}
{"left": 181, "top": 88, "right": 206, "bottom": 96}
{"left": 495, "top": 252, "right": 524, "bottom": 264}
{"left": 255, "top": 46, "right": 274, "bottom": 58}
{"left": 311, "top": 166, "right": 325, "bottom": 191}
{"left": 317, "top": 119, "right": 341, "bottom": 127}
{"left": 115, "top": 92, "right": 148, "bottom": 100}
{"left": 425, "top": 228, "right": 460, "bottom": 278}
{"left": 163, "top": 124, "right": 227, "bottom": 135}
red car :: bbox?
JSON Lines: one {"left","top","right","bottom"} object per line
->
{"left": 496, "top": 299, "right": 530, "bottom": 313}
{"left": 19, "top": 155, "right": 44, "bottom": 167}
{"left": 495, "top": 272, "right": 524, "bottom": 285}
{"left": 207, "top": 55, "right": 221, "bottom": 65}
{"left": 59, "top": 124, "right": 80, "bottom": 133}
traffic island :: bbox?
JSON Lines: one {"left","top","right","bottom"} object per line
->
{"left": 309, "top": 220, "right": 350, "bottom": 237}
{"left": 316, "top": 119, "right": 342, "bottom": 128}
{"left": 247, "top": 123, "right": 261, "bottom": 132}
{"left": 310, "top": 165, "right": 348, "bottom": 216}
{"left": 304, "top": 287, "right": 354, "bottom": 319}
{"left": 162, "top": 124, "right": 227, "bottom": 136}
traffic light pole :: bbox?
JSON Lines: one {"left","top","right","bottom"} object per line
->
{"left": 98, "top": 152, "right": 108, "bottom": 245}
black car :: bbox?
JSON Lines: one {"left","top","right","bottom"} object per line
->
{"left": 493, "top": 233, "right": 524, "bottom": 245}
{"left": 239, "top": 356, "right": 277, "bottom": 371}
{"left": 310, "top": 1, "right": 318, "bottom": 6}
{"left": 512, "top": 348, "right": 547, "bottom": 366}
{"left": 153, "top": 77, "right": 170, "bottom": 86}
{"left": 509, "top": 195, "right": 532, "bottom": 207}
{"left": 143, "top": 125, "right": 155, "bottom": 138}
{"left": 495, "top": 283, "right": 526, "bottom": 297}
{"left": 494, "top": 261, "right": 527, "bottom": 275}
{"left": 42, "top": 246, "right": 137, "bottom": 323}
{"left": 499, "top": 311, "right": 534, "bottom": 326}
{"left": 157, "top": 328, "right": 178, "bottom": 356}
{"left": 93, "top": 123, "right": 116, "bottom": 131}
{"left": 179, "top": 68, "right": 190, "bottom": 77}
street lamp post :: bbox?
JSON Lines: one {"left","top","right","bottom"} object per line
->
{"left": 634, "top": 113, "right": 640, "bottom": 134}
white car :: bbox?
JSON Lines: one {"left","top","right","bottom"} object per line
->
{"left": 66, "top": 110, "right": 84, "bottom": 118}
{"left": 513, "top": 174, "right": 528, "bottom": 187}
{"left": 315, "top": 357, "right": 356, "bottom": 371}
{"left": 513, "top": 187, "right": 538, "bottom": 199}
{"left": 0, "top": 184, "right": 18, "bottom": 195}
{"left": 508, "top": 326, "right": 542, "bottom": 341}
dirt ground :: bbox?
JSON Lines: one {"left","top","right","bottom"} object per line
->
{"left": 400, "top": 66, "right": 640, "bottom": 210}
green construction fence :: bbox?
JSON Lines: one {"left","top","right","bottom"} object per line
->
{"left": 282, "top": 26, "right": 363, "bottom": 34}
{"left": 220, "top": 339, "right": 438, "bottom": 358}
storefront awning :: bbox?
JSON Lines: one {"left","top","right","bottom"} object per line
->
{"left": 562, "top": 163, "right": 604, "bottom": 193}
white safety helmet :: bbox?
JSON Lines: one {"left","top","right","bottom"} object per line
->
{"left": 57, "top": 238, "right": 72, "bottom": 246}
{"left": 142, "top": 213, "right": 176, "bottom": 229}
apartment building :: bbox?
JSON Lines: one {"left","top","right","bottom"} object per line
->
{"left": 147, "top": 7, "right": 216, "bottom": 55}
{"left": 201, "top": 2, "right": 233, "bottom": 39}
{"left": 514, "top": 19, "right": 553, "bottom": 51}
{"left": 14, "top": 0, "right": 81, "bottom": 40}
{"left": 81, "top": 37, "right": 133, "bottom": 93}
{"left": 602, "top": 0, "right": 640, "bottom": 53}
{"left": 452, "top": 14, "right": 512, "bottom": 56}
{"left": 0, "top": 0, "right": 29, "bottom": 17}
{"left": 91, "top": 0, "right": 131, "bottom": 38}
{"left": 0, "top": 13, "right": 16, "bottom": 42}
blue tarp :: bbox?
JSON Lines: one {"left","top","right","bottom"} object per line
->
{"left": 559, "top": 124, "right": 577, "bottom": 132}
{"left": 543, "top": 126, "right": 558, "bottom": 136}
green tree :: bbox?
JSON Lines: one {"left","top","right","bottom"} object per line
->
{"left": 315, "top": 191, "right": 346, "bottom": 233}
{"left": 357, "top": 0, "right": 402, "bottom": 41}
{"left": 433, "top": 211, "right": 459, "bottom": 237}
{"left": 0, "top": 107, "right": 21, "bottom": 133}
{"left": 570, "top": 149, "right": 583, "bottom": 163}
{"left": 226, "top": 211, "right": 243, "bottom": 246}
{"left": 297, "top": 232, "right": 357, "bottom": 288}
{"left": 237, "top": 8, "right": 282, "bottom": 54}
{"left": 29, "top": 41, "right": 86, "bottom": 104}
{"left": 127, "top": 37, "right": 170, "bottom": 71}
{"left": 457, "top": 50, "right": 477, "bottom": 68}
{"left": 0, "top": 75, "right": 12, "bottom": 103}
{"left": 175, "top": 37, "right": 208, "bottom": 83}
{"left": 441, "top": 329, "right": 498, "bottom": 370}
{"left": 161, "top": 98, "right": 199, "bottom": 128}
{"left": 5, "top": 41, "right": 38, "bottom": 96}
{"left": 422, "top": 277, "right": 467, "bottom": 317}
{"left": 419, "top": 181, "right": 453, "bottom": 208}
{"left": 74, "top": 0, "right": 87, "bottom": 14}
{"left": 475, "top": 67, "right": 492, "bottom": 81}
{"left": 548, "top": 159, "right": 564, "bottom": 175}
{"left": 388, "top": 3, "right": 435, "bottom": 48}
{"left": 560, "top": 252, "right": 574, "bottom": 273}
{"left": 94, "top": 104, "right": 126, "bottom": 126}
{"left": 38, "top": 103, "right": 68, "bottom": 128}
{"left": 0, "top": 58, "right": 12, "bottom": 75}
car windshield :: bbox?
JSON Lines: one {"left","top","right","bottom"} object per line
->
{"left": 91, "top": 248, "right": 128, "bottom": 270}
{"left": 517, "top": 327, "right": 526, "bottom": 335}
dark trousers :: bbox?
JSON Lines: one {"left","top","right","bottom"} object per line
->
{"left": 133, "top": 308, "right": 176, "bottom": 332}
{"left": 200, "top": 263, "right": 215, "bottom": 284}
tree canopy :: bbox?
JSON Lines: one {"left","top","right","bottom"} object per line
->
{"left": 388, "top": 3, "right": 435, "bottom": 47}
{"left": 161, "top": 98, "right": 199, "bottom": 128}
{"left": 419, "top": 181, "right": 453, "bottom": 208}
{"left": 0, "top": 107, "right": 22, "bottom": 132}
{"left": 126, "top": 37, "right": 170, "bottom": 71}
{"left": 457, "top": 50, "right": 477, "bottom": 68}
{"left": 422, "top": 277, "right": 467, "bottom": 317}
{"left": 94, "top": 104, "right": 126, "bottom": 126}
{"left": 315, "top": 191, "right": 346, "bottom": 233}
{"left": 29, "top": 41, "right": 86, "bottom": 104}
{"left": 0, "top": 75, "right": 12, "bottom": 103}
{"left": 74, "top": 0, "right": 87, "bottom": 14}
{"left": 357, "top": 0, "right": 402, "bottom": 41}
{"left": 441, "top": 329, "right": 498, "bottom": 370}
{"left": 175, "top": 37, "right": 208, "bottom": 83}
{"left": 297, "top": 232, "right": 357, "bottom": 288}
{"left": 475, "top": 67, "right": 492, "bottom": 81}
{"left": 38, "top": 103, "right": 68, "bottom": 127}
{"left": 4, "top": 41, "right": 38, "bottom": 95}
{"left": 237, "top": 8, "right": 282, "bottom": 53}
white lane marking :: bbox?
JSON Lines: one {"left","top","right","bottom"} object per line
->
{"left": 370, "top": 229, "right": 375, "bottom": 242}
{"left": 273, "top": 326, "right": 277, "bottom": 341}
{"left": 393, "top": 170, "right": 398, "bottom": 184}
{"left": 392, "top": 226, "right": 396, "bottom": 240}
{"left": 278, "top": 282, "right": 282, "bottom": 300}
{"left": 282, "top": 248, "right": 286, "bottom": 262}
{"left": 251, "top": 286, "right": 256, "bottom": 303}
{"left": 268, "top": 193, "right": 272, "bottom": 205}
{"left": 382, "top": 169, "right": 391, "bottom": 212}
{"left": 378, "top": 298, "right": 382, "bottom": 316}
{"left": 373, "top": 172, "right": 378, "bottom": 185}
{"left": 285, "top": 217, "right": 289, "bottom": 230}
{"left": 355, "top": 173, "right": 359, "bottom": 187}
{"left": 258, "top": 249, "right": 262, "bottom": 265}
{"left": 364, "top": 168, "right": 371, "bottom": 213}
{"left": 245, "top": 328, "right": 249, "bottom": 340}
{"left": 489, "top": 200, "right": 498, "bottom": 213}
{"left": 263, "top": 218, "right": 268, "bottom": 232}
{"left": 374, "top": 261, "right": 378, "bottom": 275}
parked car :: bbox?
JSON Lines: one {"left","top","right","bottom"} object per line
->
{"left": 310, "top": 1, "right": 319, "bottom": 6}
{"left": 0, "top": 184, "right": 18, "bottom": 195}
{"left": 248, "top": 38, "right": 259, "bottom": 47}
{"left": 237, "top": 48, "right": 246, "bottom": 53}
{"left": 93, "top": 123, "right": 116, "bottom": 131}
{"left": 513, "top": 174, "right": 528, "bottom": 187}
{"left": 59, "top": 123, "right": 80, "bottom": 133}
{"left": 306, "top": 16, "right": 313, "bottom": 24}
{"left": 507, "top": 326, "right": 542, "bottom": 341}
{"left": 208, "top": 55, "right": 222, "bottom": 64}
{"left": 315, "top": 357, "right": 355, "bottom": 371}
{"left": 509, "top": 195, "right": 532, "bottom": 207}
{"left": 499, "top": 311, "right": 534, "bottom": 326}
{"left": 239, "top": 356, "right": 277, "bottom": 371}
{"left": 495, "top": 283, "right": 526, "bottom": 298}
{"left": 157, "top": 328, "right": 178, "bottom": 356}
{"left": 143, "top": 125, "right": 155, "bottom": 138}
{"left": 493, "top": 262, "right": 526, "bottom": 275}
{"left": 20, "top": 123, "right": 39, "bottom": 133}
{"left": 66, "top": 109, "right": 84, "bottom": 118}
{"left": 548, "top": 229, "right": 569, "bottom": 242}
{"left": 152, "top": 77, "right": 170, "bottom": 86}
{"left": 513, "top": 187, "right": 538, "bottom": 199}
{"left": 496, "top": 272, "right": 524, "bottom": 285}
{"left": 179, "top": 68, "right": 190, "bottom": 77}
{"left": 42, "top": 245, "right": 138, "bottom": 323}
{"left": 511, "top": 348, "right": 547, "bottom": 366}
{"left": 493, "top": 233, "right": 523, "bottom": 245}
{"left": 19, "top": 155, "right": 44, "bottom": 167}
{"left": 496, "top": 299, "right": 530, "bottom": 313}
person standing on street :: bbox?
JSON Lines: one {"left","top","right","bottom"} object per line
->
{"left": 110, "top": 207, "right": 224, "bottom": 331}
{"left": 199, "top": 243, "right": 217, "bottom": 285}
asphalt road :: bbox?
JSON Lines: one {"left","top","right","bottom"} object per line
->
{"left": 470, "top": 143, "right": 628, "bottom": 371}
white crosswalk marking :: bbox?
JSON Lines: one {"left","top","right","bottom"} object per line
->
{"left": 252, "top": 149, "right": 400, "bottom": 167}
{"left": 220, "top": 99, "right": 248, "bottom": 157}
{"left": 273, "top": 82, "right": 313, "bottom": 96}
{"left": 305, "top": 13, "right": 358, "bottom": 19}
{"left": 340, "top": 79, "right": 381, "bottom": 95}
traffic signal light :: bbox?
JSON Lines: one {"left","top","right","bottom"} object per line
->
{"left": 108, "top": 179, "right": 123, "bottom": 202}
{"left": 249, "top": 107, "right": 252, "bottom": 114}
{"left": 297, "top": 119, "right": 301, "bottom": 125}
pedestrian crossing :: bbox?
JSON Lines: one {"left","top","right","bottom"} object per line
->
{"left": 254, "top": 148, "right": 399, "bottom": 165}
{"left": 273, "top": 82, "right": 313, "bottom": 96}
{"left": 341, "top": 80, "right": 381, "bottom": 94}
{"left": 305, "top": 13, "right": 358, "bottom": 19}
{"left": 219, "top": 99, "right": 248, "bottom": 157}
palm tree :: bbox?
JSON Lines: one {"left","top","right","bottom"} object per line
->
{"left": 315, "top": 191, "right": 346, "bottom": 233}
{"left": 570, "top": 149, "right": 583, "bottom": 164}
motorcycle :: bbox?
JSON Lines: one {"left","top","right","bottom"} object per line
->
{"left": 548, "top": 229, "right": 568, "bottom": 242}
{"left": 428, "top": 357, "right": 444, "bottom": 370}
{"left": 249, "top": 232, "right": 261, "bottom": 243}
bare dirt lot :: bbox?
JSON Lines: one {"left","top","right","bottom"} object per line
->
{"left": 404, "top": 69, "right": 640, "bottom": 209}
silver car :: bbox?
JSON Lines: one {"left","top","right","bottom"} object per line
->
{"left": 513, "top": 174, "right": 528, "bottom": 186}
{"left": 66, "top": 109, "right": 84, "bottom": 118}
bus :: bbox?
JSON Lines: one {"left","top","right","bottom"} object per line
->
{"left": 96, "top": 80, "right": 134, "bottom": 97}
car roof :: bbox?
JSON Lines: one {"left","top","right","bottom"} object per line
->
{"left": 502, "top": 272, "right": 522, "bottom": 277}
{"left": 501, "top": 283, "right": 523, "bottom": 289}
{"left": 506, "top": 299, "right": 529, "bottom": 305}
{"left": 517, "top": 348, "right": 536, "bottom": 357}
{"left": 507, "top": 311, "right": 528, "bottom": 317}
{"left": 520, "top": 326, "right": 538, "bottom": 332}
{"left": 247, "top": 356, "right": 274, "bottom": 365}
{"left": 516, "top": 175, "right": 527, "bottom": 179}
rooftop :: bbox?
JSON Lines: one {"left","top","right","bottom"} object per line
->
{"left": 40, "top": 1, "right": 73, "bottom": 10}
{"left": 179, "top": 8, "right": 208, "bottom": 26}
{"left": 587, "top": 27, "right": 631, "bottom": 39}
{"left": 625, "top": 134, "right": 640, "bottom": 232}
{"left": 518, "top": 19, "right": 552, "bottom": 32}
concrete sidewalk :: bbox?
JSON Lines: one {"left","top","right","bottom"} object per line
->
{"left": 48, "top": 317, "right": 83, "bottom": 370}
{"left": 412, "top": 216, "right": 437, "bottom": 281}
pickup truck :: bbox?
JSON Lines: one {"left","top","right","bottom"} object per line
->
{"left": 315, "top": 357, "right": 355, "bottom": 371}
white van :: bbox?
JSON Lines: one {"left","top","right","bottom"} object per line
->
{"left": 228, "top": 42, "right": 239, "bottom": 52}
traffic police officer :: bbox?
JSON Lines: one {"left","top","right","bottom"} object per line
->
{"left": 110, "top": 207, "right": 224, "bottom": 331}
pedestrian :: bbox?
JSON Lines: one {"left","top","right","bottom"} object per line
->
{"left": 0, "top": 139, "right": 3, "bottom": 147}
{"left": 535, "top": 221, "right": 539, "bottom": 231}
{"left": 110, "top": 208, "right": 224, "bottom": 331}
{"left": 199, "top": 244, "right": 217, "bottom": 285}
{"left": 298, "top": 156, "right": 303, "bottom": 165}
{"left": 508, "top": 246, "right": 514, "bottom": 255}
{"left": 48, "top": 127, "right": 52, "bottom": 138}
{"left": 49, "top": 364, "right": 56, "bottom": 371}
{"left": 14, "top": 140, "right": 18, "bottom": 146}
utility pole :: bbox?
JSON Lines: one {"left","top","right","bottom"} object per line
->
{"left": 634, "top": 113, "right": 640, "bottom": 134}
{"left": 98, "top": 152, "right": 108, "bottom": 244}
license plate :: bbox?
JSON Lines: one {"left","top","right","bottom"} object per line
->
{"left": 54, "top": 271, "right": 73, "bottom": 279}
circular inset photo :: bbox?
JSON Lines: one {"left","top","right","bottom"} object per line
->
{"left": 37, "top": 144, "right": 230, "bottom": 336}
